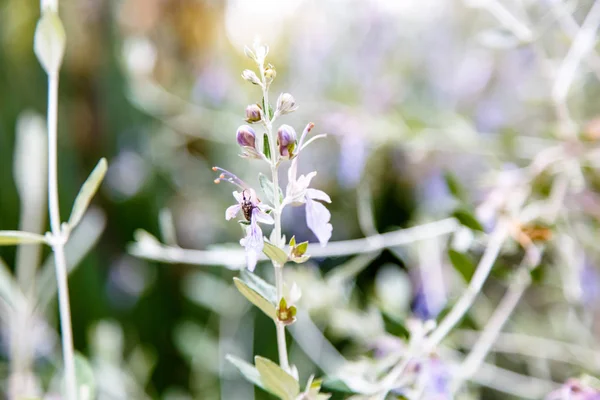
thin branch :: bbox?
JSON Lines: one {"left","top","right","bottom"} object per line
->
{"left": 453, "top": 330, "right": 600, "bottom": 372}
{"left": 424, "top": 225, "right": 509, "bottom": 351}
{"left": 128, "top": 218, "right": 459, "bottom": 267}
{"left": 452, "top": 265, "right": 532, "bottom": 392}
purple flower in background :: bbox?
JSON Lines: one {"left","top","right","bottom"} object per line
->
{"left": 546, "top": 379, "right": 600, "bottom": 400}
{"left": 418, "top": 357, "right": 452, "bottom": 400}
{"left": 411, "top": 285, "right": 443, "bottom": 321}
{"left": 225, "top": 188, "right": 273, "bottom": 271}
{"left": 580, "top": 262, "right": 600, "bottom": 308}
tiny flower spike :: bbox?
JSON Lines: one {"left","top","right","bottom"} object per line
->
{"left": 277, "top": 124, "right": 297, "bottom": 158}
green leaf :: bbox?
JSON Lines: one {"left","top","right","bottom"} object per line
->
{"left": 0, "top": 231, "right": 47, "bottom": 246}
{"left": 262, "top": 97, "right": 273, "bottom": 120}
{"left": 263, "top": 241, "right": 288, "bottom": 265}
{"left": 240, "top": 269, "right": 277, "bottom": 304}
{"left": 34, "top": 9, "right": 66, "bottom": 75}
{"left": 263, "top": 134, "right": 271, "bottom": 160}
{"left": 444, "top": 171, "right": 468, "bottom": 202}
{"left": 68, "top": 158, "right": 107, "bottom": 228}
{"left": 258, "top": 173, "right": 283, "bottom": 206}
{"left": 452, "top": 209, "right": 485, "bottom": 232}
{"left": 448, "top": 249, "right": 475, "bottom": 282}
{"left": 295, "top": 241, "right": 308, "bottom": 256}
{"left": 255, "top": 356, "right": 300, "bottom": 400}
{"left": 233, "top": 278, "right": 276, "bottom": 320}
{"left": 74, "top": 352, "right": 96, "bottom": 400}
{"left": 226, "top": 354, "right": 266, "bottom": 390}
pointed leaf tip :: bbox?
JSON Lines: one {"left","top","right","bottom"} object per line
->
{"left": 68, "top": 158, "right": 107, "bottom": 229}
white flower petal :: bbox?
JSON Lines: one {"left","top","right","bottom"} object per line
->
{"left": 296, "top": 171, "right": 317, "bottom": 191}
{"left": 242, "top": 220, "right": 264, "bottom": 270}
{"left": 233, "top": 191, "right": 243, "bottom": 202}
{"left": 306, "top": 188, "right": 331, "bottom": 203}
{"left": 225, "top": 204, "right": 241, "bottom": 220}
{"left": 253, "top": 208, "right": 274, "bottom": 225}
{"left": 305, "top": 197, "right": 332, "bottom": 246}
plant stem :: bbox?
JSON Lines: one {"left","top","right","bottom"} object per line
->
{"left": 424, "top": 225, "right": 508, "bottom": 351}
{"left": 452, "top": 265, "right": 531, "bottom": 393}
{"left": 48, "top": 75, "right": 77, "bottom": 400}
{"left": 260, "top": 58, "right": 290, "bottom": 372}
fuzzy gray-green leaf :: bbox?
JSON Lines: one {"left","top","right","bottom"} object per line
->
{"left": 68, "top": 158, "right": 107, "bottom": 229}
{"left": 226, "top": 355, "right": 266, "bottom": 390}
{"left": 233, "top": 277, "right": 276, "bottom": 320}
{"left": 255, "top": 356, "right": 300, "bottom": 400}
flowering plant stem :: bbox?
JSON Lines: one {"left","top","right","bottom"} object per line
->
{"left": 48, "top": 74, "right": 77, "bottom": 399}
{"left": 261, "top": 61, "right": 290, "bottom": 373}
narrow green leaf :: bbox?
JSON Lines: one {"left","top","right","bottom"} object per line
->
{"left": 233, "top": 278, "right": 276, "bottom": 320}
{"left": 0, "top": 231, "right": 47, "bottom": 246}
{"left": 295, "top": 241, "right": 308, "bottom": 256}
{"left": 226, "top": 355, "right": 265, "bottom": 390}
{"left": 444, "top": 171, "right": 468, "bottom": 202}
{"left": 263, "top": 134, "right": 271, "bottom": 160}
{"left": 258, "top": 173, "right": 283, "bottom": 205}
{"left": 263, "top": 241, "right": 288, "bottom": 265}
{"left": 68, "top": 158, "right": 107, "bottom": 228}
{"left": 452, "top": 209, "right": 485, "bottom": 232}
{"left": 448, "top": 249, "right": 475, "bottom": 282}
{"left": 240, "top": 269, "right": 277, "bottom": 304}
{"left": 255, "top": 356, "right": 300, "bottom": 400}
{"left": 74, "top": 352, "right": 96, "bottom": 400}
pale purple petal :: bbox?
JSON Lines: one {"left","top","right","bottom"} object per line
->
{"left": 241, "top": 219, "right": 264, "bottom": 271}
{"left": 296, "top": 171, "right": 317, "bottom": 191}
{"left": 233, "top": 191, "right": 243, "bottom": 202}
{"left": 305, "top": 197, "right": 332, "bottom": 246}
{"left": 257, "top": 202, "right": 273, "bottom": 213}
{"left": 225, "top": 204, "right": 241, "bottom": 220}
{"left": 253, "top": 208, "right": 274, "bottom": 225}
{"left": 288, "top": 158, "right": 299, "bottom": 183}
{"left": 306, "top": 188, "right": 331, "bottom": 203}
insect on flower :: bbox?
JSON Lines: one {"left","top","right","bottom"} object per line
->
{"left": 213, "top": 167, "right": 273, "bottom": 271}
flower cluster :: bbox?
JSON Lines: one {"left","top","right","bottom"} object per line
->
{"left": 214, "top": 41, "right": 332, "bottom": 271}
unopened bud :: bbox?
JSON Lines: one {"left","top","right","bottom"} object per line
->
{"left": 236, "top": 125, "right": 257, "bottom": 148}
{"left": 245, "top": 104, "right": 262, "bottom": 123}
{"left": 277, "top": 124, "right": 297, "bottom": 158}
{"left": 276, "top": 93, "right": 298, "bottom": 115}
{"left": 264, "top": 63, "right": 276, "bottom": 84}
{"left": 253, "top": 42, "right": 269, "bottom": 63}
{"left": 241, "top": 69, "right": 261, "bottom": 85}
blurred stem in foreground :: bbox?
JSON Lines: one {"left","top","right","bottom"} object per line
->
{"left": 34, "top": 3, "right": 77, "bottom": 399}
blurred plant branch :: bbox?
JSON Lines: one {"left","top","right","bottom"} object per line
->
{"left": 128, "top": 218, "right": 459, "bottom": 267}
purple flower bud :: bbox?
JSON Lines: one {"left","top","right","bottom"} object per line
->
{"left": 277, "top": 124, "right": 297, "bottom": 157}
{"left": 245, "top": 104, "right": 262, "bottom": 123}
{"left": 236, "top": 125, "right": 256, "bottom": 149}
